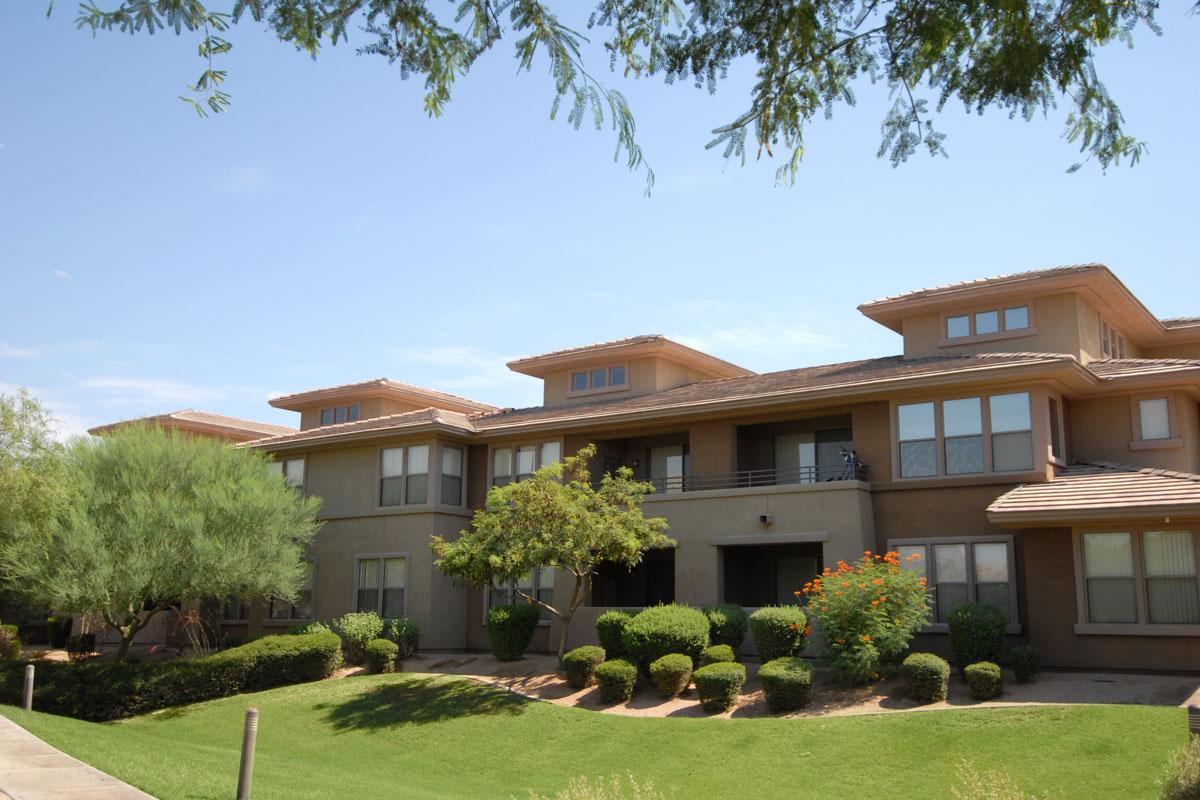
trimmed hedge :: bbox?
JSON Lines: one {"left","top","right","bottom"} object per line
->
{"left": 0, "top": 631, "right": 342, "bottom": 721}
{"left": 749, "top": 606, "right": 807, "bottom": 661}
{"left": 902, "top": 652, "right": 950, "bottom": 704}
{"left": 964, "top": 661, "right": 1003, "bottom": 700}
{"left": 649, "top": 653, "right": 693, "bottom": 698}
{"left": 698, "top": 644, "right": 736, "bottom": 667}
{"left": 623, "top": 605, "right": 710, "bottom": 671}
{"left": 595, "top": 610, "right": 636, "bottom": 660}
{"left": 382, "top": 618, "right": 420, "bottom": 659}
{"left": 758, "top": 656, "right": 813, "bottom": 712}
{"left": 487, "top": 604, "right": 542, "bottom": 661}
{"left": 334, "top": 612, "right": 385, "bottom": 665}
{"left": 563, "top": 646, "right": 606, "bottom": 689}
{"left": 595, "top": 659, "right": 637, "bottom": 704}
{"left": 1012, "top": 644, "right": 1041, "bottom": 684}
{"left": 948, "top": 603, "right": 1007, "bottom": 672}
{"left": 703, "top": 604, "right": 749, "bottom": 654}
{"left": 365, "top": 639, "right": 398, "bottom": 674}
{"left": 693, "top": 662, "right": 746, "bottom": 713}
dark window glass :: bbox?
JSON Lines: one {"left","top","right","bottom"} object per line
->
{"left": 590, "top": 548, "right": 675, "bottom": 606}
{"left": 320, "top": 409, "right": 333, "bottom": 426}
{"left": 348, "top": 404, "right": 360, "bottom": 422}
{"left": 609, "top": 365, "right": 626, "bottom": 385}
{"left": 722, "top": 543, "right": 821, "bottom": 607}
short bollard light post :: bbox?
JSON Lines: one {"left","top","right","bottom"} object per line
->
{"left": 1189, "top": 704, "right": 1200, "bottom": 738}
{"left": 236, "top": 707, "right": 259, "bottom": 800}
{"left": 22, "top": 664, "right": 34, "bottom": 711}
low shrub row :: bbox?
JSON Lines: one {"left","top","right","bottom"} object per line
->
{"left": 902, "top": 652, "right": 1015, "bottom": 703}
{"left": 622, "top": 605, "right": 710, "bottom": 671}
{"left": 0, "top": 631, "right": 343, "bottom": 721}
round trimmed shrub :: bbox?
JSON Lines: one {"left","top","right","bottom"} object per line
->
{"left": 692, "top": 662, "right": 746, "bottom": 713}
{"left": 698, "top": 644, "right": 736, "bottom": 667}
{"left": 563, "top": 645, "right": 606, "bottom": 689}
{"left": 595, "top": 610, "right": 636, "bottom": 659}
{"left": 486, "top": 604, "right": 542, "bottom": 661}
{"left": 758, "top": 656, "right": 813, "bottom": 712}
{"left": 902, "top": 652, "right": 950, "bottom": 704}
{"left": 382, "top": 618, "right": 421, "bottom": 659}
{"left": 948, "top": 603, "right": 1007, "bottom": 672}
{"left": 334, "top": 611, "right": 385, "bottom": 665}
{"left": 1011, "top": 644, "right": 1041, "bottom": 684}
{"left": 595, "top": 659, "right": 638, "bottom": 704}
{"left": 964, "top": 661, "right": 1003, "bottom": 700}
{"left": 703, "top": 604, "right": 749, "bottom": 653}
{"left": 623, "top": 605, "right": 710, "bottom": 671}
{"left": 649, "top": 653, "right": 693, "bottom": 698}
{"left": 749, "top": 606, "right": 807, "bottom": 661}
{"left": 364, "top": 638, "right": 398, "bottom": 674}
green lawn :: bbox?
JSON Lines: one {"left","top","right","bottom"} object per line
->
{"left": 1, "top": 673, "right": 1184, "bottom": 799}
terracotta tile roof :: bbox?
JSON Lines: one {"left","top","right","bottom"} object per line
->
{"left": 89, "top": 409, "right": 296, "bottom": 438}
{"left": 1086, "top": 358, "right": 1200, "bottom": 379}
{"left": 858, "top": 264, "right": 1107, "bottom": 308}
{"left": 473, "top": 352, "right": 1073, "bottom": 430}
{"left": 988, "top": 461, "right": 1200, "bottom": 522}
{"left": 243, "top": 407, "right": 475, "bottom": 448}
{"left": 506, "top": 334, "right": 754, "bottom": 379}
{"left": 268, "top": 378, "right": 497, "bottom": 413}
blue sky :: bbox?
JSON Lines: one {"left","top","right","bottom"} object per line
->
{"left": 1, "top": 5, "right": 1197, "bottom": 436}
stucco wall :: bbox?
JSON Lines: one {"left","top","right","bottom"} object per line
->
{"left": 1070, "top": 391, "right": 1198, "bottom": 472}
{"left": 900, "top": 294, "right": 1084, "bottom": 360}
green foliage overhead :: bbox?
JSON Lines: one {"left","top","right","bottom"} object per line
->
{"left": 433, "top": 443, "right": 672, "bottom": 664}
{"left": 63, "top": 0, "right": 1165, "bottom": 186}
{"left": 0, "top": 423, "right": 322, "bottom": 660}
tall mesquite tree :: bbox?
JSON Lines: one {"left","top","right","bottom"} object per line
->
{"left": 61, "top": 1, "right": 1165, "bottom": 186}
{"left": 432, "top": 444, "right": 673, "bottom": 665}
{"left": 0, "top": 424, "right": 322, "bottom": 660}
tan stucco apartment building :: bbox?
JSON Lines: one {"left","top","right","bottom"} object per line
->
{"left": 98, "top": 265, "right": 1200, "bottom": 670}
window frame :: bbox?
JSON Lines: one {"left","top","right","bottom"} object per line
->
{"left": 565, "top": 362, "right": 631, "bottom": 397}
{"left": 887, "top": 534, "right": 1020, "bottom": 634}
{"left": 269, "top": 457, "right": 307, "bottom": 491}
{"left": 439, "top": 442, "right": 466, "bottom": 507}
{"left": 484, "top": 565, "right": 556, "bottom": 626}
{"left": 1127, "top": 393, "right": 1183, "bottom": 451}
{"left": 222, "top": 596, "right": 248, "bottom": 624}
{"left": 377, "top": 444, "right": 432, "bottom": 508}
{"left": 938, "top": 303, "right": 1035, "bottom": 346}
{"left": 1100, "top": 319, "right": 1127, "bottom": 359}
{"left": 488, "top": 439, "right": 565, "bottom": 487}
{"left": 264, "top": 560, "right": 316, "bottom": 624}
{"left": 1071, "top": 526, "right": 1200, "bottom": 636}
{"left": 1048, "top": 393, "right": 1067, "bottom": 466}
{"left": 892, "top": 391, "right": 1037, "bottom": 481}
{"left": 353, "top": 553, "right": 409, "bottom": 618}
{"left": 319, "top": 403, "right": 361, "bottom": 426}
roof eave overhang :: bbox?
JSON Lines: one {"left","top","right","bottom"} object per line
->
{"left": 988, "top": 503, "right": 1200, "bottom": 528}
{"left": 243, "top": 420, "right": 476, "bottom": 452}
{"left": 268, "top": 385, "right": 494, "bottom": 415}
{"left": 507, "top": 340, "right": 753, "bottom": 380}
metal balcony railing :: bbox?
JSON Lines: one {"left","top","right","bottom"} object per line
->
{"left": 646, "top": 461, "right": 870, "bottom": 494}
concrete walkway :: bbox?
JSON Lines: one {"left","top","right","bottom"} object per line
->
{"left": 0, "top": 714, "right": 155, "bottom": 800}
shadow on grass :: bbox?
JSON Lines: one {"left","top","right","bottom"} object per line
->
{"left": 318, "top": 676, "right": 528, "bottom": 732}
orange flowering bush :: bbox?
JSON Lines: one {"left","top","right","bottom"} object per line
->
{"left": 801, "top": 550, "right": 931, "bottom": 686}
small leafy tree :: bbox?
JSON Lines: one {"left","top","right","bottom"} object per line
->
{"left": 432, "top": 444, "right": 673, "bottom": 665}
{"left": 0, "top": 424, "right": 322, "bottom": 660}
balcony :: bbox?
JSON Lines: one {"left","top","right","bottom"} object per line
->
{"left": 647, "top": 460, "right": 869, "bottom": 495}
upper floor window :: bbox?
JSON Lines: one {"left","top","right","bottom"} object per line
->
{"left": 569, "top": 365, "right": 628, "bottom": 394}
{"left": 380, "top": 445, "right": 429, "bottom": 506}
{"left": 268, "top": 457, "right": 306, "bottom": 489}
{"left": 650, "top": 444, "right": 687, "bottom": 493}
{"left": 441, "top": 445, "right": 464, "bottom": 505}
{"left": 491, "top": 441, "right": 562, "bottom": 487}
{"left": 1138, "top": 398, "right": 1171, "bottom": 441}
{"left": 896, "top": 392, "right": 1032, "bottom": 479}
{"left": 320, "top": 404, "right": 361, "bottom": 426}
{"left": 944, "top": 305, "right": 1031, "bottom": 341}
{"left": 1100, "top": 320, "right": 1127, "bottom": 359}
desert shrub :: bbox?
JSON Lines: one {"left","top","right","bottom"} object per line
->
{"left": 286, "top": 620, "right": 333, "bottom": 636}
{"left": 623, "top": 605, "right": 709, "bottom": 671}
{"left": 964, "top": 661, "right": 1003, "bottom": 700}
{"left": 758, "top": 656, "right": 813, "bottom": 712}
{"left": 649, "top": 653, "right": 693, "bottom": 697}
{"left": 0, "top": 624, "right": 21, "bottom": 660}
{"left": 749, "top": 606, "right": 807, "bottom": 662}
{"left": 1012, "top": 644, "right": 1041, "bottom": 684}
{"left": 364, "top": 638, "right": 399, "bottom": 674}
{"left": 46, "top": 616, "right": 72, "bottom": 648}
{"left": 1162, "top": 736, "right": 1200, "bottom": 800}
{"left": 692, "top": 662, "right": 745, "bottom": 713}
{"left": 65, "top": 633, "right": 95, "bottom": 662}
{"left": 703, "top": 604, "right": 749, "bottom": 654}
{"left": 902, "top": 652, "right": 950, "bottom": 704}
{"left": 595, "top": 659, "right": 638, "bottom": 704}
{"left": 596, "top": 610, "right": 637, "bottom": 659}
{"left": 563, "top": 645, "right": 606, "bottom": 689}
{"left": 948, "top": 603, "right": 1007, "bottom": 672}
{"left": 0, "top": 631, "right": 341, "bottom": 720}
{"left": 804, "top": 551, "right": 931, "bottom": 685}
{"left": 698, "top": 644, "right": 736, "bottom": 667}
{"left": 382, "top": 618, "right": 421, "bottom": 658}
{"left": 334, "top": 611, "right": 385, "bottom": 665}
{"left": 526, "top": 774, "right": 666, "bottom": 800}
{"left": 487, "top": 603, "right": 542, "bottom": 661}
{"left": 951, "top": 760, "right": 1048, "bottom": 800}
